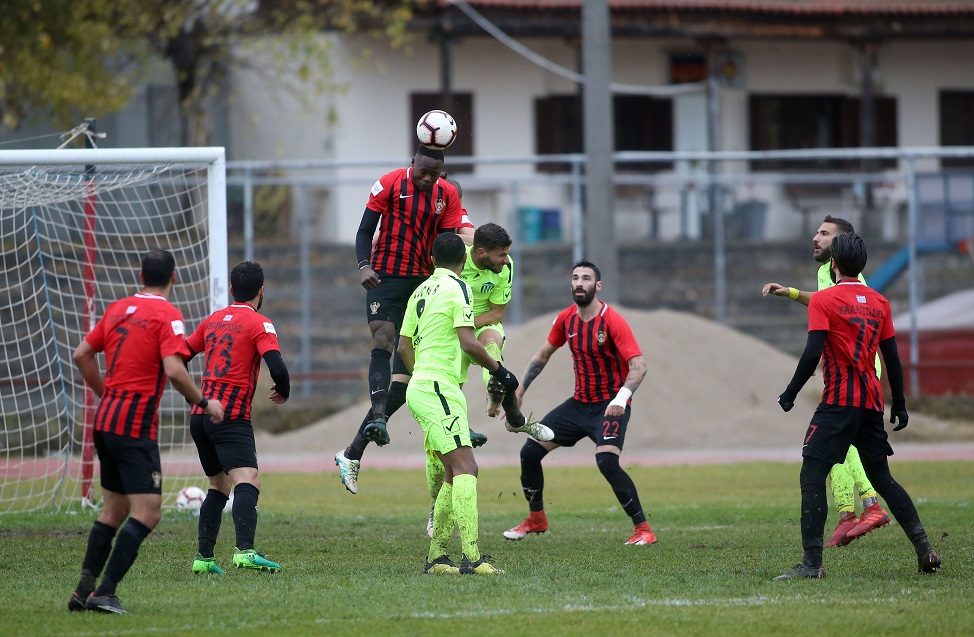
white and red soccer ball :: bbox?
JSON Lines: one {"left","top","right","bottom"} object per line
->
{"left": 416, "top": 110, "right": 458, "bottom": 150}
{"left": 175, "top": 486, "right": 206, "bottom": 513}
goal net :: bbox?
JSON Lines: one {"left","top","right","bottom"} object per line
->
{"left": 0, "top": 148, "right": 227, "bottom": 513}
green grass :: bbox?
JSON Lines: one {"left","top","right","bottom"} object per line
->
{"left": 2, "top": 461, "right": 972, "bottom": 637}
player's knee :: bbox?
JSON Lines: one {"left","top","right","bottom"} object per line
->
{"left": 799, "top": 457, "right": 832, "bottom": 489}
{"left": 860, "top": 457, "right": 893, "bottom": 489}
{"left": 595, "top": 451, "right": 622, "bottom": 478}
{"left": 520, "top": 439, "right": 548, "bottom": 465}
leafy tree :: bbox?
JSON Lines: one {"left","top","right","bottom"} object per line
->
{"left": 0, "top": 1, "right": 146, "bottom": 130}
{"left": 1, "top": 0, "right": 416, "bottom": 144}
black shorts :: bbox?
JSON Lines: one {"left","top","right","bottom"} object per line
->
{"left": 365, "top": 274, "right": 424, "bottom": 329}
{"left": 801, "top": 403, "right": 893, "bottom": 465}
{"left": 93, "top": 430, "right": 162, "bottom": 495}
{"left": 190, "top": 414, "right": 258, "bottom": 477}
{"left": 541, "top": 398, "right": 630, "bottom": 450}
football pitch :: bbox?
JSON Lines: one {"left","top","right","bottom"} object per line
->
{"left": 2, "top": 461, "right": 972, "bottom": 637}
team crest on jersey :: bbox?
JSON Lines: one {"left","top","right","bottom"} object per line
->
{"left": 597, "top": 330, "right": 606, "bottom": 344}
{"left": 152, "top": 471, "right": 162, "bottom": 488}
{"left": 435, "top": 198, "right": 444, "bottom": 214}
{"left": 370, "top": 301, "right": 381, "bottom": 315}
{"left": 480, "top": 282, "right": 495, "bottom": 294}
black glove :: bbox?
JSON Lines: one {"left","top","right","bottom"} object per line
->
{"left": 489, "top": 363, "right": 519, "bottom": 394}
{"left": 890, "top": 403, "right": 909, "bottom": 431}
{"left": 777, "top": 391, "right": 796, "bottom": 413}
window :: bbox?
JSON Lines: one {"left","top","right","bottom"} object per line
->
{"left": 749, "top": 94, "right": 897, "bottom": 170}
{"left": 669, "top": 53, "right": 708, "bottom": 85}
{"left": 534, "top": 95, "right": 673, "bottom": 172}
{"left": 411, "top": 93, "right": 473, "bottom": 172}
{"left": 940, "top": 91, "right": 974, "bottom": 168}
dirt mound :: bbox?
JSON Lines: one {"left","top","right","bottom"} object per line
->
{"left": 258, "top": 307, "right": 855, "bottom": 464}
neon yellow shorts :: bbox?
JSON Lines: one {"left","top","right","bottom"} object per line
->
{"left": 460, "top": 323, "right": 506, "bottom": 383}
{"left": 406, "top": 379, "right": 471, "bottom": 454}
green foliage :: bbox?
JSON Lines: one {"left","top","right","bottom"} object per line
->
{"left": 0, "top": 0, "right": 416, "bottom": 141}
{"left": 0, "top": 1, "right": 146, "bottom": 129}
{"left": 1, "top": 462, "right": 972, "bottom": 636}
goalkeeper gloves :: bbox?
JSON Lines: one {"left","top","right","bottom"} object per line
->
{"left": 777, "top": 390, "right": 796, "bottom": 413}
{"left": 489, "top": 363, "right": 519, "bottom": 394}
{"left": 891, "top": 400, "right": 909, "bottom": 431}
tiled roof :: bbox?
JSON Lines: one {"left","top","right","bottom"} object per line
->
{"left": 446, "top": 0, "right": 974, "bottom": 14}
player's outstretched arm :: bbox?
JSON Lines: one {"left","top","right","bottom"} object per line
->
{"left": 777, "top": 330, "right": 826, "bottom": 412}
{"left": 72, "top": 340, "right": 104, "bottom": 398}
{"left": 515, "top": 342, "right": 558, "bottom": 406}
{"left": 762, "top": 282, "right": 811, "bottom": 306}
{"left": 163, "top": 355, "right": 224, "bottom": 423}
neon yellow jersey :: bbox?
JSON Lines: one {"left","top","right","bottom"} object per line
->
{"left": 400, "top": 268, "right": 475, "bottom": 384}
{"left": 816, "top": 263, "right": 882, "bottom": 378}
{"left": 460, "top": 245, "right": 513, "bottom": 316}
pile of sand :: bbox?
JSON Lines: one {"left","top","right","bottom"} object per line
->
{"left": 257, "top": 307, "right": 853, "bottom": 465}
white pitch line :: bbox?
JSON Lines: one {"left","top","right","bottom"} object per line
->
{"left": 56, "top": 594, "right": 901, "bottom": 637}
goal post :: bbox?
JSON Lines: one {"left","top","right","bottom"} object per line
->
{"left": 0, "top": 147, "right": 227, "bottom": 513}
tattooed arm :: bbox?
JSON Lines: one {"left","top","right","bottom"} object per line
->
{"left": 605, "top": 355, "right": 647, "bottom": 418}
{"left": 514, "top": 341, "right": 559, "bottom": 407}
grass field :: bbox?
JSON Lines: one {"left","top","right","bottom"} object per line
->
{"left": 2, "top": 461, "right": 972, "bottom": 637}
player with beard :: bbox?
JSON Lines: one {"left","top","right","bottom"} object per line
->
{"left": 185, "top": 261, "right": 290, "bottom": 574}
{"left": 773, "top": 232, "right": 940, "bottom": 579}
{"left": 763, "top": 216, "right": 891, "bottom": 548}
{"left": 502, "top": 259, "right": 655, "bottom": 546}
{"left": 335, "top": 146, "right": 462, "bottom": 495}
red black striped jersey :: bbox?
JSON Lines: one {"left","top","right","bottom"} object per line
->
{"left": 547, "top": 303, "right": 642, "bottom": 403}
{"left": 186, "top": 303, "right": 281, "bottom": 422}
{"left": 808, "top": 280, "right": 894, "bottom": 411}
{"left": 85, "top": 293, "right": 190, "bottom": 440}
{"left": 367, "top": 169, "right": 462, "bottom": 276}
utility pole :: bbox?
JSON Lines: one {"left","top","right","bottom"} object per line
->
{"left": 581, "top": 0, "right": 618, "bottom": 300}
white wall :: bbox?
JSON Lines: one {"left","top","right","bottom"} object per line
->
{"left": 228, "top": 34, "right": 974, "bottom": 244}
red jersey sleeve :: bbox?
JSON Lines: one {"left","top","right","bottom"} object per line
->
{"left": 605, "top": 309, "right": 642, "bottom": 360}
{"left": 878, "top": 297, "right": 895, "bottom": 341}
{"left": 365, "top": 171, "right": 397, "bottom": 215}
{"left": 186, "top": 318, "right": 206, "bottom": 355}
{"left": 546, "top": 307, "right": 572, "bottom": 348}
{"left": 158, "top": 305, "right": 191, "bottom": 359}
{"left": 807, "top": 291, "right": 831, "bottom": 332}
{"left": 85, "top": 314, "right": 108, "bottom": 353}
{"left": 252, "top": 314, "right": 281, "bottom": 356}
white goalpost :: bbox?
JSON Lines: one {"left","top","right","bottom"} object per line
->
{"left": 0, "top": 147, "right": 227, "bottom": 513}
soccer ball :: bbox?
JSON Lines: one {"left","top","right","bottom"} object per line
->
{"left": 416, "top": 110, "right": 458, "bottom": 150}
{"left": 175, "top": 486, "right": 206, "bottom": 513}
